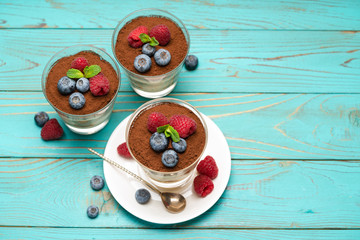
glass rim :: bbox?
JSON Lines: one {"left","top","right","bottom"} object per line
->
{"left": 125, "top": 97, "right": 208, "bottom": 176}
{"left": 111, "top": 8, "right": 190, "bottom": 79}
{"left": 42, "top": 44, "right": 121, "bottom": 118}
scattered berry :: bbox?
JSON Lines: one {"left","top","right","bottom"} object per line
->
{"left": 71, "top": 57, "right": 89, "bottom": 72}
{"left": 128, "top": 25, "right": 148, "bottom": 48}
{"left": 90, "top": 73, "right": 110, "bottom": 96}
{"left": 69, "top": 92, "right": 86, "bottom": 109}
{"left": 117, "top": 142, "right": 132, "bottom": 158}
{"left": 150, "top": 24, "right": 171, "bottom": 46}
{"left": 150, "top": 132, "right": 169, "bottom": 152}
{"left": 142, "top": 43, "right": 156, "bottom": 57}
{"left": 161, "top": 149, "right": 179, "bottom": 168}
{"left": 154, "top": 49, "right": 171, "bottom": 66}
{"left": 90, "top": 175, "right": 105, "bottom": 191}
{"left": 135, "top": 188, "right": 151, "bottom": 204}
{"left": 185, "top": 55, "right": 198, "bottom": 71}
{"left": 197, "top": 155, "right": 218, "bottom": 179}
{"left": 169, "top": 115, "right": 197, "bottom": 138}
{"left": 134, "top": 54, "right": 152, "bottom": 73}
{"left": 87, "top": 205, "right": 99, "bottom": 219}
{"left": 57, "top": 76, "right": 76, "bottom": 95}
{"left": 193, "top": 174, "right": 214, "bottom": 197}
{"left": 147, "top": 112, "right": 168, "bottom": 133}
{"left": 34, "top": 111, "right": 49, "bottom": 127}
{"left": 40, "top": 118, "right": 64, "bottom": 141}
{"left": 171, "top": 138, "right": 187, "bottom": 153}
{"left": 76, "top": 77, "right": 90, "bottom": 93}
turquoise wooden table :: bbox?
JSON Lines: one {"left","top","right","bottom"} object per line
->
{"left": 1, "top": 0, "right": 360, "bottom": 239}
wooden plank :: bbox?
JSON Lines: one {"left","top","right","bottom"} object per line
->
{"left": 0, "top": 228, "right": 359, "bottom": 240}
{"left": 1, "top": 0, "right": 360, "bottom": 30}
{"left": 0, "top": 92, "right": 359, "bottom": 159}
{"left": 1, "top": 29, "right": 360, "bottom": 93}
{"left": 1, "top": 158, "right": 360, "bottom": 228}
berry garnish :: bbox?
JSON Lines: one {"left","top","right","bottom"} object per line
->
{"left": 87, "top": 205, "right": 99, "bottom": 219}
{"left": 134, "top": 54, "right": 152, "bottom": 73}
{"left": 154, "top": 49, "right": 171, "bottom": 66}
{"left": 34, "top": 111, "right": 49, "bottom": 127}
{"left": 69, "top": 92, "right": 86, "bottom": 109}
{"left": 150, "top": 24, "right": 171, "bottom": 46}
{"left": 76, "top": 77, "right": 90, "bottom": 93}
{"left": 142, "top": 43, "right": 156, "bottom": 57}
{"left": 40, "top": 118, "right": 64, "bottom": 141}
{"left": 90, "top": 175, "right": 105, "bottom": 191}
{"left": 185, "top": 55, "right": 198, "bottom": 71}
{"left": 169, "top": 115, "right": 197, "bottom": 138}
{"left": 193, "top": 174, "right": 214, "bottom": 197}
{"left": 150, "top": 132, "right": 169, "bottom": 152}
{"left": 197, "top": 155, "right": 218, "bottom": 179}
{"left": 135, "top": 188, "right": 151, "bottom": 204}
{"left": 90, "top": 73, "right": 110, "bottom": 96}
{"left": 147, "top": 112, "right": 168, "bottom": 133}
{"left": 128, "top": 25, "right": 148, "bottom": 48}
{"left": 57, "top": 76, "right": 75, "bottom": 95}
{"left": 117, "top": 142, "right": 132, "bottom": 158}
{"left": 71, "top": 57, "right": 89, "bottom": 72}
{"left": 171, "top": 138, "right": 187, "bottom": 153}
{"left": 161, "top": 149, "right": 179, "bottom": 168}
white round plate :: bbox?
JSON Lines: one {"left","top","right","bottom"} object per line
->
{"left": 103, "top": 113, "right": 231, "bottom": 224}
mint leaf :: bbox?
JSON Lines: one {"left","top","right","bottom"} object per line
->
{"left": 140, "top": 33, "right": 151, "bottom": 43}
{"left": 84, "top": 65, "right": 101, "bottom": 78}
{"left": 157, "top": 124, "right": 180, "bottom": 142}
{"left": 67, "top": 69, "right": 84, "bottom": 79}
{"left": 149, "top": 37, "right": 159, "bottom": 47}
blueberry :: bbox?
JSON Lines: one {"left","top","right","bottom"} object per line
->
{"left": 57, "top": 76, "right": 76, "bottom": 95}
{"left": 135, "top": 188, "right": 151, "bottom": 204}
{"left": 69, "top": 92, "right": 86, "bottom": 109}
{"left": 87, "top": 205, "right": 99, "bottom": 219}
{"left": 150, "top": 132, "right": 169, "bottom": 152}
{"left": 142, "top": 43, "right": 156, "bottom": 57}
{"left": 171, "top": 138, "right": 187, "bottom": 153}
{"left": 161, "top": 149, "right": 179, "bottom": 168}
{"left": 134, "top": 54, "right": 152, "bottom": 73}
{"left": 34, "top": 111, "right": 49, "bottom": 127}
{"left": 76, "top": 77, "right": 90, "bottom": 93}
{"left": 90, "top": 175, "right": 104, "bottom": 191}
{"left": 154, "top": 49, "right": 171, "bottom": 66}
{"left": 185, "top": 55, "right": 198, "bottom": 71}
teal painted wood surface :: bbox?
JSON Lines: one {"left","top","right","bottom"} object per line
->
{"left": 1, "top": 29, "right": 360, "bottom": 93}
{"left": 1, "top": 158, "right": 360, "bottom": 228}
{"left": 1, "top": 228, "right": 360, "bottom": 240}
{"left": 1, "top": 0, "right": 360, "bottom": 30}
{"left": 0, "top": 92, "right": 359, "bottom": 159}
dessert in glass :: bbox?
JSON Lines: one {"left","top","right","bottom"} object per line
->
{"left": 112, "top": 9, "right": 189, "bottom": 99}
{"left": 42, "top": 45, "right": 121, "bottom": 135}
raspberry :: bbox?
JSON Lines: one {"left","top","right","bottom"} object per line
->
{"left": 169, "top": 115, "right": 197, "bottom": 138}
{"left": 71, "top": 57, "right": 89, "bottom": 72}
{"left": 127, "top": 25, "right": 148, "bottom": 48}
{"left": 193, "top": 174, "right": 214, "bottom": 197}
{"left": 147, "top": 112, "right": 168, "bottom": 133}
{"left": 90, "top": 73, "right": 110, "bottom": 96}
{"left": 117, "top": 142, "right": 132, "bottom": 158}
{"left": 150, "top": 24, "right": 171, "bottom": 46}
{"left": 197, "top": 155, "right": 218, "bottom": 179}
{"left": 41, "top": 119, "right": 64, "bottom": 141}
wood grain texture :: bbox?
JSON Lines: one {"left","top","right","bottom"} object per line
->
{"left": 1, "top": 158, "right": 360, "bottom": 228}
{"left": 0, "top": 92, "right": 359, "bottom": 159}
{"left": 1, "top": 0, "right": 360, "bottom": 30}
{"left": 1, "top": 29, "right": 359, "bottom": 93}
{"left": 1, "top": 228, "right": 360, "bottom": 240}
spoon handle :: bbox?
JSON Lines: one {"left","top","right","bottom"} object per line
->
{"left": 88, "top": 148, "right": 161, "bottom": 195}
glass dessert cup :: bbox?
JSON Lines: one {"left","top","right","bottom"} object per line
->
{"left": 125, "top": 98, "right": 208, "bottom": 189}
{"left": 42, "top": 45, "right": 121, "bottom": 135}
{"left": 112, "top": 9, "right": 190, "bottom": 99}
